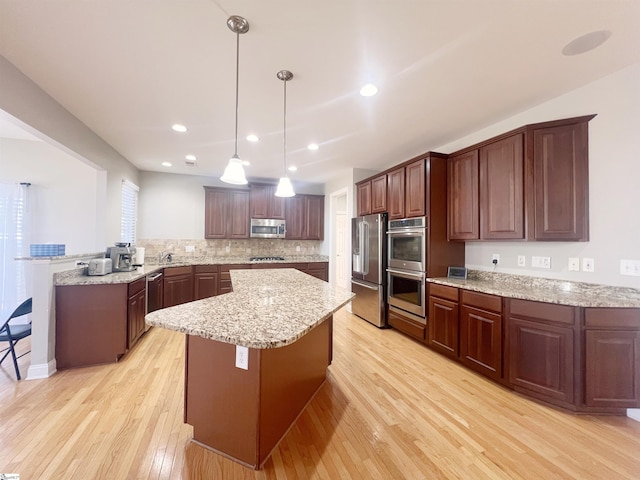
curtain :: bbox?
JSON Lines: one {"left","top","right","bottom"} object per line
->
{"left": 0, "top": 182, "right": 31, "bottom": 318}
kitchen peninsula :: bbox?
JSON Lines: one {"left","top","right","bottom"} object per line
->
{"left": 145, "top": 268, "right": 353, "bottom": 469}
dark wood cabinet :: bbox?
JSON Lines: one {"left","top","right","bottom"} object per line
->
{"left": 204, "top": 187, "right": 250, "bottom": 239}
{"left": 506, "top": 299, "right": 579, "bottom": 409}
{"left": 371, "top": 175, "right": 387, "bottom": 214}
{"left": 285, "top": 194, "right": 324, "bottom": 240}
{"left": 427, "top": 284, "right": 459, "bottom": 358}
{"left": 305, "top": 262, "right": 328, "bottom": 281}
{"left": 583, "top": 308, "right": 640, "bottom": 410}
{"left": 531, "top": 120, "right": 590, "bottom": 241}
{"left": 459, "top": 290, "right": 503, "bottom": 381}
{"left": 387, "top": 167, "right": 405, "bottom": 220}
{"left": 250, "top": 184, "right": 285, "bottom": 220}
{"left": 405, "top": 159, "right": 425, "bottom": 218}
{"left": 163, "top": 265, "right": 194, "bottom": 308}
{"left": 447, "top": 150, "right": 479, "bottom": 240}
{"left": 479, "top": 134, "right": 524, "bottom": 239}
{"left": 388, "top": 307, "right": 426, "bottom": 341}
{"left": 127, "top": 278, "right": 146, "bottom": 349}
{"left": 219, "top": 264, "right": 251, "bottom": 295}
{"left": 194, "top": 265, "right": 219, "bottom": 300}
{"left": 356, "top": 181, "right": 372, "bottom": 216}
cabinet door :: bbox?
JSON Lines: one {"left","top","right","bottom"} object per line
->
{"left": 427, "top": 296, "right": 459, "bottom": 358}
{"left": 585, "top": 330, "right": 640, "bottom": 408}
{"left": 532, "top": 122, "right": 589, "bottom": 241}
{"left": 306, "top": 262, "right": 328, "bottom": 281}
{"left": 204, "top": 188, "right": 229, "bottom": 239}
{"left": 194, "top": 272, "right": 218, "bottom": 300}
{"left": 405, "top": 159, "right": 425, "bottom": 218}
{"left": 357, "top": 181, "right": 372, "bottom": 216}
{"left": 508, "top": 317, "right": 575, "bottom": 406}
{"left": 480, "top": 134, "right": 524, "bottom": 239}
{"left": 460, "top": 306, "right": 502, "bottom": 381}
{"left": 447, "top": 151, "right": 479, "bottom": 240}
{"left": 127, "top": 288, "right": 146, "bottom": 349}
{"left": 304, "top": 195, "right": 324, "bottom": 240}
{"left": 387, "top": 167, "right": 405, "bottom": 219}
{"left": 285, "top": 196, "right": 305, "bottom": 239}
{"left": 249, "top": 184, "right": 270, "bottom": 218}
{"left": 371, "top": 175, "right": 387, "bottom": 214}
{"left": 228, "top": 190, "right": 250, "bottom": 238}
{"left": 163, "top": 273, "right": 194, "bottom": 308}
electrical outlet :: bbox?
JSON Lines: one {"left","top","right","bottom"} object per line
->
{"left": 225, "top": 244, "right": 231, "bottom": 253}
{"left": 583, "top": 258, "right": 595, "bottom": 272}
{"left": 620, "top": 259, "right": 640, "bottom": 276}
{"left": 492, "top": 254, "right": 500, "bottom": 265}
{"left": 532, "top": 256, "right": 551, "bottom": 268}
{"left": 568, "top": 257, "right": 580, "bottom": 271}
{"left": 185, "top": 245, "right": 195, "bottom": 253}
{"left": 517, "top": 255, "right": 526, "bottom": 267}
{"left": 296, "top": 245, "right": 301, "bottom": 252}
{"left": 235, "top": 345, "right": 249, "bottom": 370}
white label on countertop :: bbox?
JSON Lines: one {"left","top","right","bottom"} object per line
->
{"left": 235, "top": 345, "right": 249, "bottom": 370}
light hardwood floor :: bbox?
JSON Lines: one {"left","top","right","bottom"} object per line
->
{"left": 1, "top": 307, "right": 640, "bottom": 479}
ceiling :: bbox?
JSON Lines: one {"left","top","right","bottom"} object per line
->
{"left": 1, "top": 1, "right": 639, "bottom": 186}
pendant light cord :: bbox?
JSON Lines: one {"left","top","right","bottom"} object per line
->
{"left": 283, "top": 78, "right": 287, "bottom": 176}
{"left": 234, "top": 31, "right": 240, "bottom": 157}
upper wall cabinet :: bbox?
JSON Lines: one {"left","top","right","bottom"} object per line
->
{"left": 387, "top": 158, "right": 425, "bottom": 220}
{"left": 285, "top": 194, "right": 325, "bottom": 240}
{"left": 249, "top": 184, "right": 285, "bottom": 220}
{"left": 356, "top": 174, "right": 387, "bottom": 217}
{"left": 204, "top": 187, "right": 250, "bottom": 239}
{"left": 447, "top": 114, "right": 594, "bottom": 241}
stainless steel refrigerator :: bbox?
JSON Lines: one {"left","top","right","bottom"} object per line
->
{"left": 351, "top": 213, "right": 387, "bottom": 327}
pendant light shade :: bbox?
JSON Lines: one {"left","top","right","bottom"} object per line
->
{"left": 275, "top": 69, "right": 295, "bottom": 198}
{"left": 220, "top": 16, "right": 249, "bottom": 185}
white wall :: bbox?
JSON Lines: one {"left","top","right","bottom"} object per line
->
{"left": 434, "top": 63, "right": 640, "bottom": 289}
{"left": 0, "top": 138, "right": 100, "bottom": 253}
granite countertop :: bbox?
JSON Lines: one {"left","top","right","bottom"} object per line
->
{"left": 427, "top": 271, "right": 640, "bottom": 308}
{"left": 54, "top": 255, "right": 329, "bottom": 286}
{"left": 145, "top": 268, "right": 354, "bottom": 349}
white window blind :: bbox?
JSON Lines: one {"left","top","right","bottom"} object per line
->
{"left": 121, "top": 180, "right": 139, "bottom": 244}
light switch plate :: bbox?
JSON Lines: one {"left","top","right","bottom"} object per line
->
{"left": 517, "top": 255, "right": 526, "bottom": 267}
{"left": 235, "top": 345, "right": 249, "bottom": 370}
{"left": 568, "top": 257, "right": 580, "bottom": 271}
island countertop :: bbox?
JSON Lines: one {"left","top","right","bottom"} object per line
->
{"left": 145, "top": 268, "right": 354, "bottom": 349}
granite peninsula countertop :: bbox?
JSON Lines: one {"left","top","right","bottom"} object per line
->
{"left": 145, "top": 268, "right": 354, "bottom": 349}
{"left": 427, "top": 271, "right": 640, "bottom": 308}
{"left": 53, "top": 255, "right": 329, "bottom": 286}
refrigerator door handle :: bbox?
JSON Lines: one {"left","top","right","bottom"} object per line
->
{"left": 362, "top": 221, "right": 370, "bottom": 276}
{"left": 351, "top": 279, "right": 379, "bottom": 290}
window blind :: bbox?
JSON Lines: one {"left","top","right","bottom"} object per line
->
{"left": 121, "top": 180, "right": 139, "bottom": 244}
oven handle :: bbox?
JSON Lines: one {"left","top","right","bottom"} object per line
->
{"left": 386, "top": 228, "right": 426, "bottom": 235}
{"left": 386, "top": 268, "right": 425, "bottom": 280}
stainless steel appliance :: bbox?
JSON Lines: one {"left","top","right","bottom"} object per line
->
{"left": 387, "top": 217, "right": 427, "bottom": 319}
{"left": 87, "top": 258, "right": 112, "bottom": 276}
{"left": 106, "top": 242, "right": 137, "bottom": 272}
{"left": 351, "top": 213, "right": 387, "bottom": 327}
{"left": 145, "top": 271, "right": 163, "bottom": 332}
{"left": 250, "top": 219, "right": 286, "bottom": 238}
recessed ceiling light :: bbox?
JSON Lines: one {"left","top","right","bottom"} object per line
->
{"left": 288, "top": 166, "right": 298, "bottom": 172}
{"left": 241, "top": 160, "right": 250, "bottom": 166}
{"left": 246, "top": 134, "right": 259, "bottom": 142}
{"left": 162, "top": 161, "right": 172, "bottom": 167}
{"left": 562, "top": 30, "right": 612, "bottom": 56}
{"left": 360, "top": 83, "right": 378, "bottom": 97}
{"left": 307, "top": 143, "right": 319, "bottom": 151}
{"left": 185, "top": 154, "right": 197, "bottom": 161}
{"left": 171, "top": 124, "right": 188, "bottom": 133}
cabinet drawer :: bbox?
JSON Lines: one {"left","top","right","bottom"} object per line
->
{"left": 195, "top": 265, "right": 218, "bottom": 274}
{"left": 388, "top": 308, "right": 425, "bottom": 341}
{"left": 428, "top": 283, "right": 459, "bottom": 302}
{"left": 164, "top": 265, "right": 193, "bottom": 277}
{"left": 461, "top": 290, "right": 501, "bottom": 313}
{"left": 585, "top": 308, "right": 640, "bottom": 329}
{"left": 509, "top": 299, "right": 576, "bottom": 326}
{"left": 128, "top": 277, "right": 146, "bottom": 297}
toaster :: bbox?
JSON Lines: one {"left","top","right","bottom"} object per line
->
{"left": 88, "top": 258, "right": 113, "bottom": 276}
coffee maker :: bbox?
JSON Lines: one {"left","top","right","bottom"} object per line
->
{"left": 106, "top": 242, "right": 137, "bottom": 272}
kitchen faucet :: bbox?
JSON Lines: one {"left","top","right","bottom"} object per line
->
{"left": 159, "top": 251, "right": 174, "bottom": 264}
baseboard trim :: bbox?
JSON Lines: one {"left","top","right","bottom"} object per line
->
{"left": 627, "top": 409, "right": 640, "bottom": 423}
{"left": 26, "top": 359, "right": 57, "bottom": 379}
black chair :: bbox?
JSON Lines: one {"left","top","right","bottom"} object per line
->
{"left": 0, "top": 298, "right": 33, "bottom": 380}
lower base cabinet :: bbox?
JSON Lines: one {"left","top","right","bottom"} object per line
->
{"left": 194, "top": 265, "right": 218, "bottom": 300}
{"left": 128, "top": 278, "right": 147, "bottom": 349}
{"left": 388, "top": 306, "right": 426, "bottom": 341}
{"left": 163, "top": 266, "right": 194, "bottom": 308}
{"left": 427, "top": 284, "right": 460, "bottom": 358}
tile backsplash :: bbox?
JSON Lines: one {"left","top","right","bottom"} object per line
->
{"left": 138, "top": 238, "right": 323, "bottom": 263}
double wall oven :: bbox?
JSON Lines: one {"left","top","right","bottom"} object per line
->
{"left": 387, "top": 217, "right": 427, "bottom": 324}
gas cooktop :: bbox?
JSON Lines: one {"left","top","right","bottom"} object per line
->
{"left": 249, "top": 256, "right": 286, "bottom": 262}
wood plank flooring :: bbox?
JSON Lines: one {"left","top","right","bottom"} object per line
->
{"left": 1, "top": 307, "right": 640, "bottom": 479}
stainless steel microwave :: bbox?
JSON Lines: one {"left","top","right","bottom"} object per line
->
{"left": 250, "top": 219, "right": 286, "bottom": 238}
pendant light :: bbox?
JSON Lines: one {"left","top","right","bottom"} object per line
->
{"left": 220, "top": 15, "right": 249, "bottom": 185}
{"left": 275, "top": 70, "right": 295, "bottom": 197}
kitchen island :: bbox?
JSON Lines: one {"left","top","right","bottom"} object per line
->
{"left": 145, "top": 268, "right": 353, "bottom": 469}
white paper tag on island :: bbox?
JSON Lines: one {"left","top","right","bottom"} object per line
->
{"left": 235, "top": 345, "right": 249, "bottom": 370}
